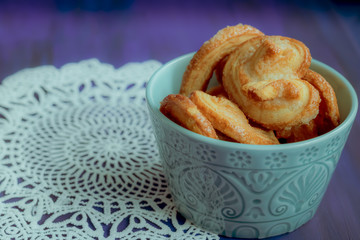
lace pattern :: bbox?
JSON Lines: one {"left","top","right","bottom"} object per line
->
{"left": 0, "top": 59, "right": 219, "bottom": 240}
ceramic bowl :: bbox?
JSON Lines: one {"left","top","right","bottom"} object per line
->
{"left": 145, "top": 52, "right": 358, "bottom": 239}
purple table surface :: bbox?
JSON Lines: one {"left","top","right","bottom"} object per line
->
{"left": 0, "top": 0, "right": 359, "bottom": 239}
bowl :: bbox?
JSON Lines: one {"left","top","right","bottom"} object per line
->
{"left": 145, "top": 52, "right": 358, "bottom": 238}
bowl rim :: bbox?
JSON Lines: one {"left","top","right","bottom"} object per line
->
{"left": 146, "top": 52, "right": 358, "bottom": 150}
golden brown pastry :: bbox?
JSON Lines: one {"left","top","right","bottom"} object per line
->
{"left": 163, "top": 23, "right": 340, "bottom": 144}
{"left": 189, "top": 91, "right": 279, "bottom": 145}
{"left": 303, "top": 69, "right": 340, "bottom": 134}
{"left": 160, "top": 94, "right": 218, "bottom": 139}
{"left": 275, "top": 119, "right": 318, "bottom": 143}
{"left": 222, "top": 35, "right": 321, "bottom": 130}
{"left": 179, "top": 24, "right": 264, "bottom": 96}
{"left": 276, "top": 69, "right": 340, "bottom": 142}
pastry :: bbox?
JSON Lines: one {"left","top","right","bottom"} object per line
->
{"left": 160, "top": 24, "right": 340, "bottom": 145}
{"left": 179, "top": 24, "right": 264, "bottom": 96}
{"left": 303, "top": 69, "right": 340, "bottom": 134}
{"left": 275, "top": 119, "right": 318, "bottom": 143}
{"left": 222, "top": 35, "right": 321, "bottom": 130}
{"left": 276, "top": 69, "right": 340, "bottom": 142}
{"left": 189, "top": 91, "right": 279, "bottom": 145}
{"left": 160, "top": 94, "right": 218, "bottom": 139}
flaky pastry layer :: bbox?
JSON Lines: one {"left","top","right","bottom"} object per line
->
{"left": 276, "top": 69, "right": 340, "bottom": 142}
{"left": 303, "top": 69, "right": 340, "bottom": 134}
{"left": 190, "top": 91, "right": 279, "bottom": 145}
{"left": 222, "top": 35, "right": 321, "bottom": 130}
{"left": 179, "top": 24, "right": 264, "bottom": 96}
{"left": 160, "top": 94, "right": 218, "bottom": 139}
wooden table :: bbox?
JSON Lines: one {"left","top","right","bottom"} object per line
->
{"left": 0, "top": 0, "right": 359, "bottom": 239}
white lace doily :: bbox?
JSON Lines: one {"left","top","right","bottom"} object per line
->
{"left": 0, "top": 59, "right": 220, "bottom": 240}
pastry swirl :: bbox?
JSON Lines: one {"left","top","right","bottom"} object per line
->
{"left": 303, "top": 69, "right": 340, "bottom": 134}
{"left": 275, "top": 69, "right": 340, "bottom": 142}
{"left": 179, "top": 24, "right": 264, "bottom": 96}
{"left": 276, "top": 69, "right": 340, "bottom": 143}
{"left": 222, "top": 35, "right": 321, "bottom": 130}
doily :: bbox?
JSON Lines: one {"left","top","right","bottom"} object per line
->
{"left": 0, "top": 59, "right": 220, "bottom": 240}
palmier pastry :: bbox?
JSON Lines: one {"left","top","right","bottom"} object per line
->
{"left": 189, "top": 91, "right": 279, "bottom": 145}
{"left": 179, "top": 24, "right": 264, "bottom": 96}
{"left": 303, "top": 69, "right": 340, "bottom": 134}
{"left": 276, "top": 69, "right": 340, "bottom": 142}
{"left": 222, "top": 35, "right": 321, "bottom": 130}
{"left": 160, "top": 94, "right": 218, "bottom": 139}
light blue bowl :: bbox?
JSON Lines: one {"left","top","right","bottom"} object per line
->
{"left": 146, "top": 53, "right": 358, "bottom": 238}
